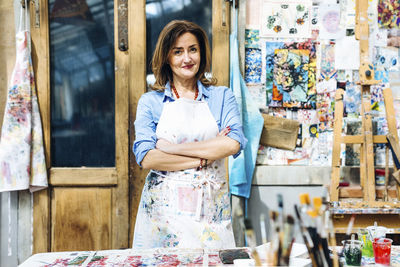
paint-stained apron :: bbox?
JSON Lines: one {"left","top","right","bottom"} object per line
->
{"left": 133, "top": 97, "right": 235, "bottom": 249}
{"left": 0, "top": 4, "right": 47, "bottom": 192}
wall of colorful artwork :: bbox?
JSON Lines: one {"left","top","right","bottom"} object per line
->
{"left": 245, "top": 0, "right": 400, "bottom": 168}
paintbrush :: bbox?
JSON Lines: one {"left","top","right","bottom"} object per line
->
{"left": 269, "top": 210, "right": 280, "bottom": 266}
{"left": 277, "top": 194, "right": 284, "bottom": 265}
{"left": 244, "top": 218, "right": 262, "bottom": 266}
{"left": 281, "top": 215, "right": 295, "bottom": 266}
{"left": 294, "top": 204, "right": 318, "bottom": 267}
{"left": 314, "top": 197, "right": 332, "bottom": 267}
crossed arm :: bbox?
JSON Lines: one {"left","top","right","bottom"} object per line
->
{"left": 141, "top": 127, "right": 240, "bottom": 171}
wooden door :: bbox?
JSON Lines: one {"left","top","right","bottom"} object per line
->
{"left": 31, "top": 0, "right": 129, "bottom": 252}
{"left": 31, "top": 0, "right": 230, "bottom": 252}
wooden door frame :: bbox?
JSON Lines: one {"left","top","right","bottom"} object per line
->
{"left": 31, "top": 0, "right": 130, "bottom": 252}
{"left": 128, "top": 0, "right": 231, "bottom": 245}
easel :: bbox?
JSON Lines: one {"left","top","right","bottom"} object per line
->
{"left": 329, "top": 0, "right": 400, "bottom": 233}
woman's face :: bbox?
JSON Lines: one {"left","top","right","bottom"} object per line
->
{"left": 168, "top": 32, "right": 201, "bottom": 83}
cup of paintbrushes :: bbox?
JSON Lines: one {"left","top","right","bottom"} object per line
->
{"left": 342, "top": 239, "right": 363, "bottom": 266}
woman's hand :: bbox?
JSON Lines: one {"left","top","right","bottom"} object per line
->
{"left": 218, "top": 126, "right": 231, "bottom": 137}
{"left": 156, "top": 138, "right": 173, "bottom": 153}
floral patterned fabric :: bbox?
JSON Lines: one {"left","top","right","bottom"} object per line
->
{"left": 133, "top": 98, "right": 235, "bottom": 249}
{"left": 0, "top": 30, "right": 47, "bottom": 192}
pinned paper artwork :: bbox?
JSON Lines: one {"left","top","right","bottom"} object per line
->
{"left": 273, "top": 49, "right": 309, "bottom": 108}
{"left": 266, "top": 40, "right": 317, "bottom": 108}
{"left": 374, "top": 47, "right": 399, "bottom": 72}
{"left": 248, "top": 84, "right": 268, "bottom": 110}
{"left": 245, "top": 48, "right": 262, "bottom": 84}
{"left": 260, "top": 0, "right": 312, "bottom": 38}
{"left": 311, "top": 6, "right": 319, "bottom": 30}
{"left": 297, "top": 109, "right": 319, "bottom": 125}
{"left": 371, "top": 83, "right": 389, "bottom": 116}
{"left": 344, "top": 83, "right": 361, "bottom": 116}
{"left": 334, "top": 36, "right": 360, "bottom": 70}
{"left": 370, "top": 27, "right": 388, "bottom": 47}
{"left": 320, "top": 43, "right": 337, "bottom": 80}
{"left": 377, "top": 0, "right": 400, "bottom": 29}
{"left": 245, "top": 29, "right": 260, "bottom": 49}
{"left": 319, "top": 4, "right": 345, "bottom": 39}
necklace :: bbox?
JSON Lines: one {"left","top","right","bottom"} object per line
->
{"left": 171, "top": 82, "right": 198, "bottom": 100}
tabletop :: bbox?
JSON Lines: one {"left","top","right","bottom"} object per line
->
{"left": 19, "top": 244, "right": 400, "bottom": 266}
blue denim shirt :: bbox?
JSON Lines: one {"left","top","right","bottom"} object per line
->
{"left": 133, "top": 80, "right": 247, "bottom": 166}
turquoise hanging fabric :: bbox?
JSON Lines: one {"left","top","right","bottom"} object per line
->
{"left": 228, "top": 3, "right": 264, "bottom": 198}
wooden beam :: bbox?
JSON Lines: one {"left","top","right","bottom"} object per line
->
{"left": 50, "top": 168, "right": 118, "bottom": 186}
{"left": 339, "top": 185, "right": 397, "bottom": 199}
{"left": 361, "top": 90, "right": 376, "bottom": 202}
{"left": 330, "top": 89, "right": 345, "bottom": 202}
{"left": 383, "top": 88, "right": 400, "bottom": 197}
{"left": 342, "top": 135, "right": 387, "bottom": 144}
{"left": 31, "top": 0, "right": 50, "bottom": 253}
{"left": 113, "top": 0, "right": 130, "bottom": 249}
{"left": 128, "top": 0, "right": 147, "bottom": 246}
{"left": 212, "top": 0, "right": 230, "bottom": 86}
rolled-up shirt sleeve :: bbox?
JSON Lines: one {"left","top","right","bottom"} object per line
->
{"left": 133, "top": 94, "right": 157, "bottom": 166}
{"left": 220, "top": 87, "right": 247, "bottom": 158}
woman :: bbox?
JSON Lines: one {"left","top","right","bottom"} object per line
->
{"left": 133, "top": 20, "right": 246, "bottom": 249}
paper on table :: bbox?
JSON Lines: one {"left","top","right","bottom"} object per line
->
{"left": 335, "top": 36, "right": 360, "bottom": 70}
{"left": 255, "top": 243, "right": 311, "bottom": 266}
{"left": 255, "top": 242, "right": 309, "bottom": 259}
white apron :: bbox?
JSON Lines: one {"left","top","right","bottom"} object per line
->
{"left": 0, "top": 3, "right": 47, "bottom": 192}
{"left": 133, "top": 97, "right": 235, "bottom": 249}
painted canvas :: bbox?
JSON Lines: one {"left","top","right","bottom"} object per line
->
{"left": 266, "top": 40, "right": 317, "bottom": 108}
{"left": 260, "top": 0, "right": 312, "bottom": 38}
{"left": 378, "top": 0, "right": 400, "bottom": 29}
{"left": 273, "top": 49, "right": 309, "bottom": 108}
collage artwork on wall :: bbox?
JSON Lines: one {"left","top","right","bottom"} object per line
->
{"left": 245, "top": 0, "right": 400, "bottom": 167}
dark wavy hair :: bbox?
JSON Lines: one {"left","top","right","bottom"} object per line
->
{"left": 150, "top": 20, "right": 216, "bottom": 90}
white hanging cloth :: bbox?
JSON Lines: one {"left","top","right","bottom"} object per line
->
{"left": 0, "top": 1, "right": 48, "bottom": 192}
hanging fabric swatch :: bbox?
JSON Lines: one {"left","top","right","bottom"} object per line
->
{"left": 245, "top": 48, "right": 262, "bottom": 84}
{"left": 260, "top": 0, "right": 312, "bottom": 38}
{"left": 377, "top": 0, "right": 400, "bottom": 29}
{"left": 245, "top": 29, "right": 260, "bottom": 49}
{"left": 0, "top": 4, "right": 48, "bottom": 192}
